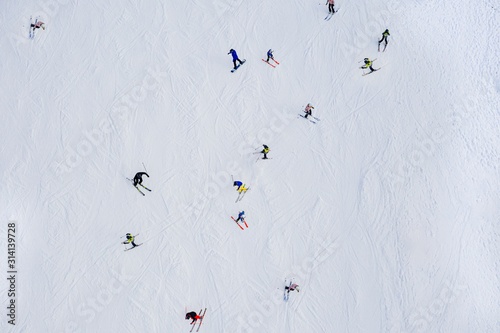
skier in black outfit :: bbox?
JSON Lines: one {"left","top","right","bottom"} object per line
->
{"left": 378, "top": 29, "right": 390, "bottom": 51}
{"left": 133, "top": 172, "right": 149, "bottom": 187}
{"left": 185, "top": 311, "right": 201, "bottom": 324}
{"left": 326, "top": 0, "right": 335, "bottom": 14}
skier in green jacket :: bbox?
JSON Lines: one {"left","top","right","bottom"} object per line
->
{"left": 122, "top": 233, "right": 138, "bottom": 248}
{"left": 260, "top": 145, "right": 270, "bottom": 159}
{"left": 360, "top": 58, "right": 377, "bottom": 74}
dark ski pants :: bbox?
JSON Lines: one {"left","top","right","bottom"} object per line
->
{"left": 233, "top": 59, "right": 243, "bottom": 69}
{"left": 378, "top": 36, "right": 388, "bottom": 45}
{"left": 328, "top": 4, "right": 335, "bottom": 13}
{"left": 362, "top": 65, "right": 376, "bottom": 72}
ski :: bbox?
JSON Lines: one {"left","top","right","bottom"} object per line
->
{"left": 29, "top": 16, "right": 33, "bottom": 39}
{"left": 271, "top": 59, "right": 280, "bottom": 65}
{"left": 127, "top": 177, "right": 149, "bottom": 195}
{"left": 378, "top": 43, "right": 387, "bottom": 52}
{"left": 284, "top": 280, "right": 292, "bottom": 301}
{"left": 231, "top": 59, "right": 246, "bottom": 73}
{"left": 190, "top": 309, "right": 202, "bottom": 333}
{"left": 231, "top": 216, "right": 248, "bottom": 229}
{"left": 300, "top": 112, "right": 321, "bottom": 121}
{"left": 196, "top": 308, "right": 207, "bottom": 332}
{"left": 29, "top": 17, "right": 37, "bottom": 39}
{"left": 235, "top": 189, "right": 249, "bottom": 203}
{"left": 324, "top": 9, "right": 338, "bottom": 21}
{"left": 135, "top": 186, "right": 145, "bottom": 196}
{"left": 139, "top": 183, "right": 151, "bottom": 191}
{"left": 124, "top": 243, "right": 143, "bottom": 251}
{"left": 231, "top": 216, "right": 244, "bottom": 230}
{"left": 283, "top": 279, "right": 287, "bottom": 301}
{"left": 262, "top": 59, "right": 276, "bottom": 68}
{"left": 362, "top": 68, "right": 381, "bottom": 76}
{"left": 299, "top": 115, "right": 316, "bottom": 124}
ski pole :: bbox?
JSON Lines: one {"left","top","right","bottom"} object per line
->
{"left": 142, "top": 162, "right": 148, "bottom": 174}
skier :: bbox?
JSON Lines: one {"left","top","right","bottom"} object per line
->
{"left": 266, "top": 49, "right": 274, "bottom": 62}
{"left": 31, "top": 20, "right": 46, "bottom": 32}
{"left": 233, "top": 181, "right": 248, "bottom": 193}
{"left": 228, "top": 49, "right": 244, "bottom": 70}
{"left": 133, "top": 172, "right": 149, "bottom": 187}
{"left": 360, "top": 58, "right": 377, "bottom": 74}
{"left": 185, "top": 311, "right": 201, "bottom": 325}
{"left": 235, "top": 211, "right": 245, "bottom": 223}
{"left": 285, "top": 283, "right": 300, "bottom": 293}
{"left": 122, "top": 233, "right": 138, "bottom": 248}
{"left": 260, "top": 144, "right": 270, "bottom": 159}
{"left": 304, "top": 103, "right": 315, "bottom": 119}
{"left": 378, "top": 29, "right": 390, "bottom": 51}
{"left": 326, "top": 0, "right": 335, "bottom": 14}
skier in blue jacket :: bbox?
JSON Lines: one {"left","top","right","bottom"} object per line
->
{"left": 266, "top": 49, "right": 274, "bottom": 62}
{"left": 236, "top": 211, "right": 245, "bottom": 223}
{"left": 228, "top": 49, "right": 244, "bottom": 70}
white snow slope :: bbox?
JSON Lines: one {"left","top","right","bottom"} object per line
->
{"left": 1, "top": 0, "right": 499, "bottom": 332}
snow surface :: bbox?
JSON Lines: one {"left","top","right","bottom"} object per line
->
{"left": 1, "top": 0, "right": 499, "bottom": 332}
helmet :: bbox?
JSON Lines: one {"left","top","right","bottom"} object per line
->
{"left": 126, "top": 233, "right": 131, "bottom": 236}
{"left": 240, "top": 211, "right": 245, "bottom": 215}
{"left": 41, "top": 23, "right": 46, "bottom": 30}
{"left": 364, "top": 58, "right": 369, "bottom": 61}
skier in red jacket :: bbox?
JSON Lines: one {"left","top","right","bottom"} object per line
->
{"left": 31, "top": 21, "right": 46, "bottom": 31}
{"left": 285, "top": 283, "right": 300, "bottom": 293}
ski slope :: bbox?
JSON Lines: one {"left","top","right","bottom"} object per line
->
{"left": 1, "top": 0, "right": 499, "bottom": 332}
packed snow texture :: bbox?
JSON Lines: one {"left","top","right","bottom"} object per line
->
{"left": 1, "top": 0, "right": 499, "bottom": 332}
